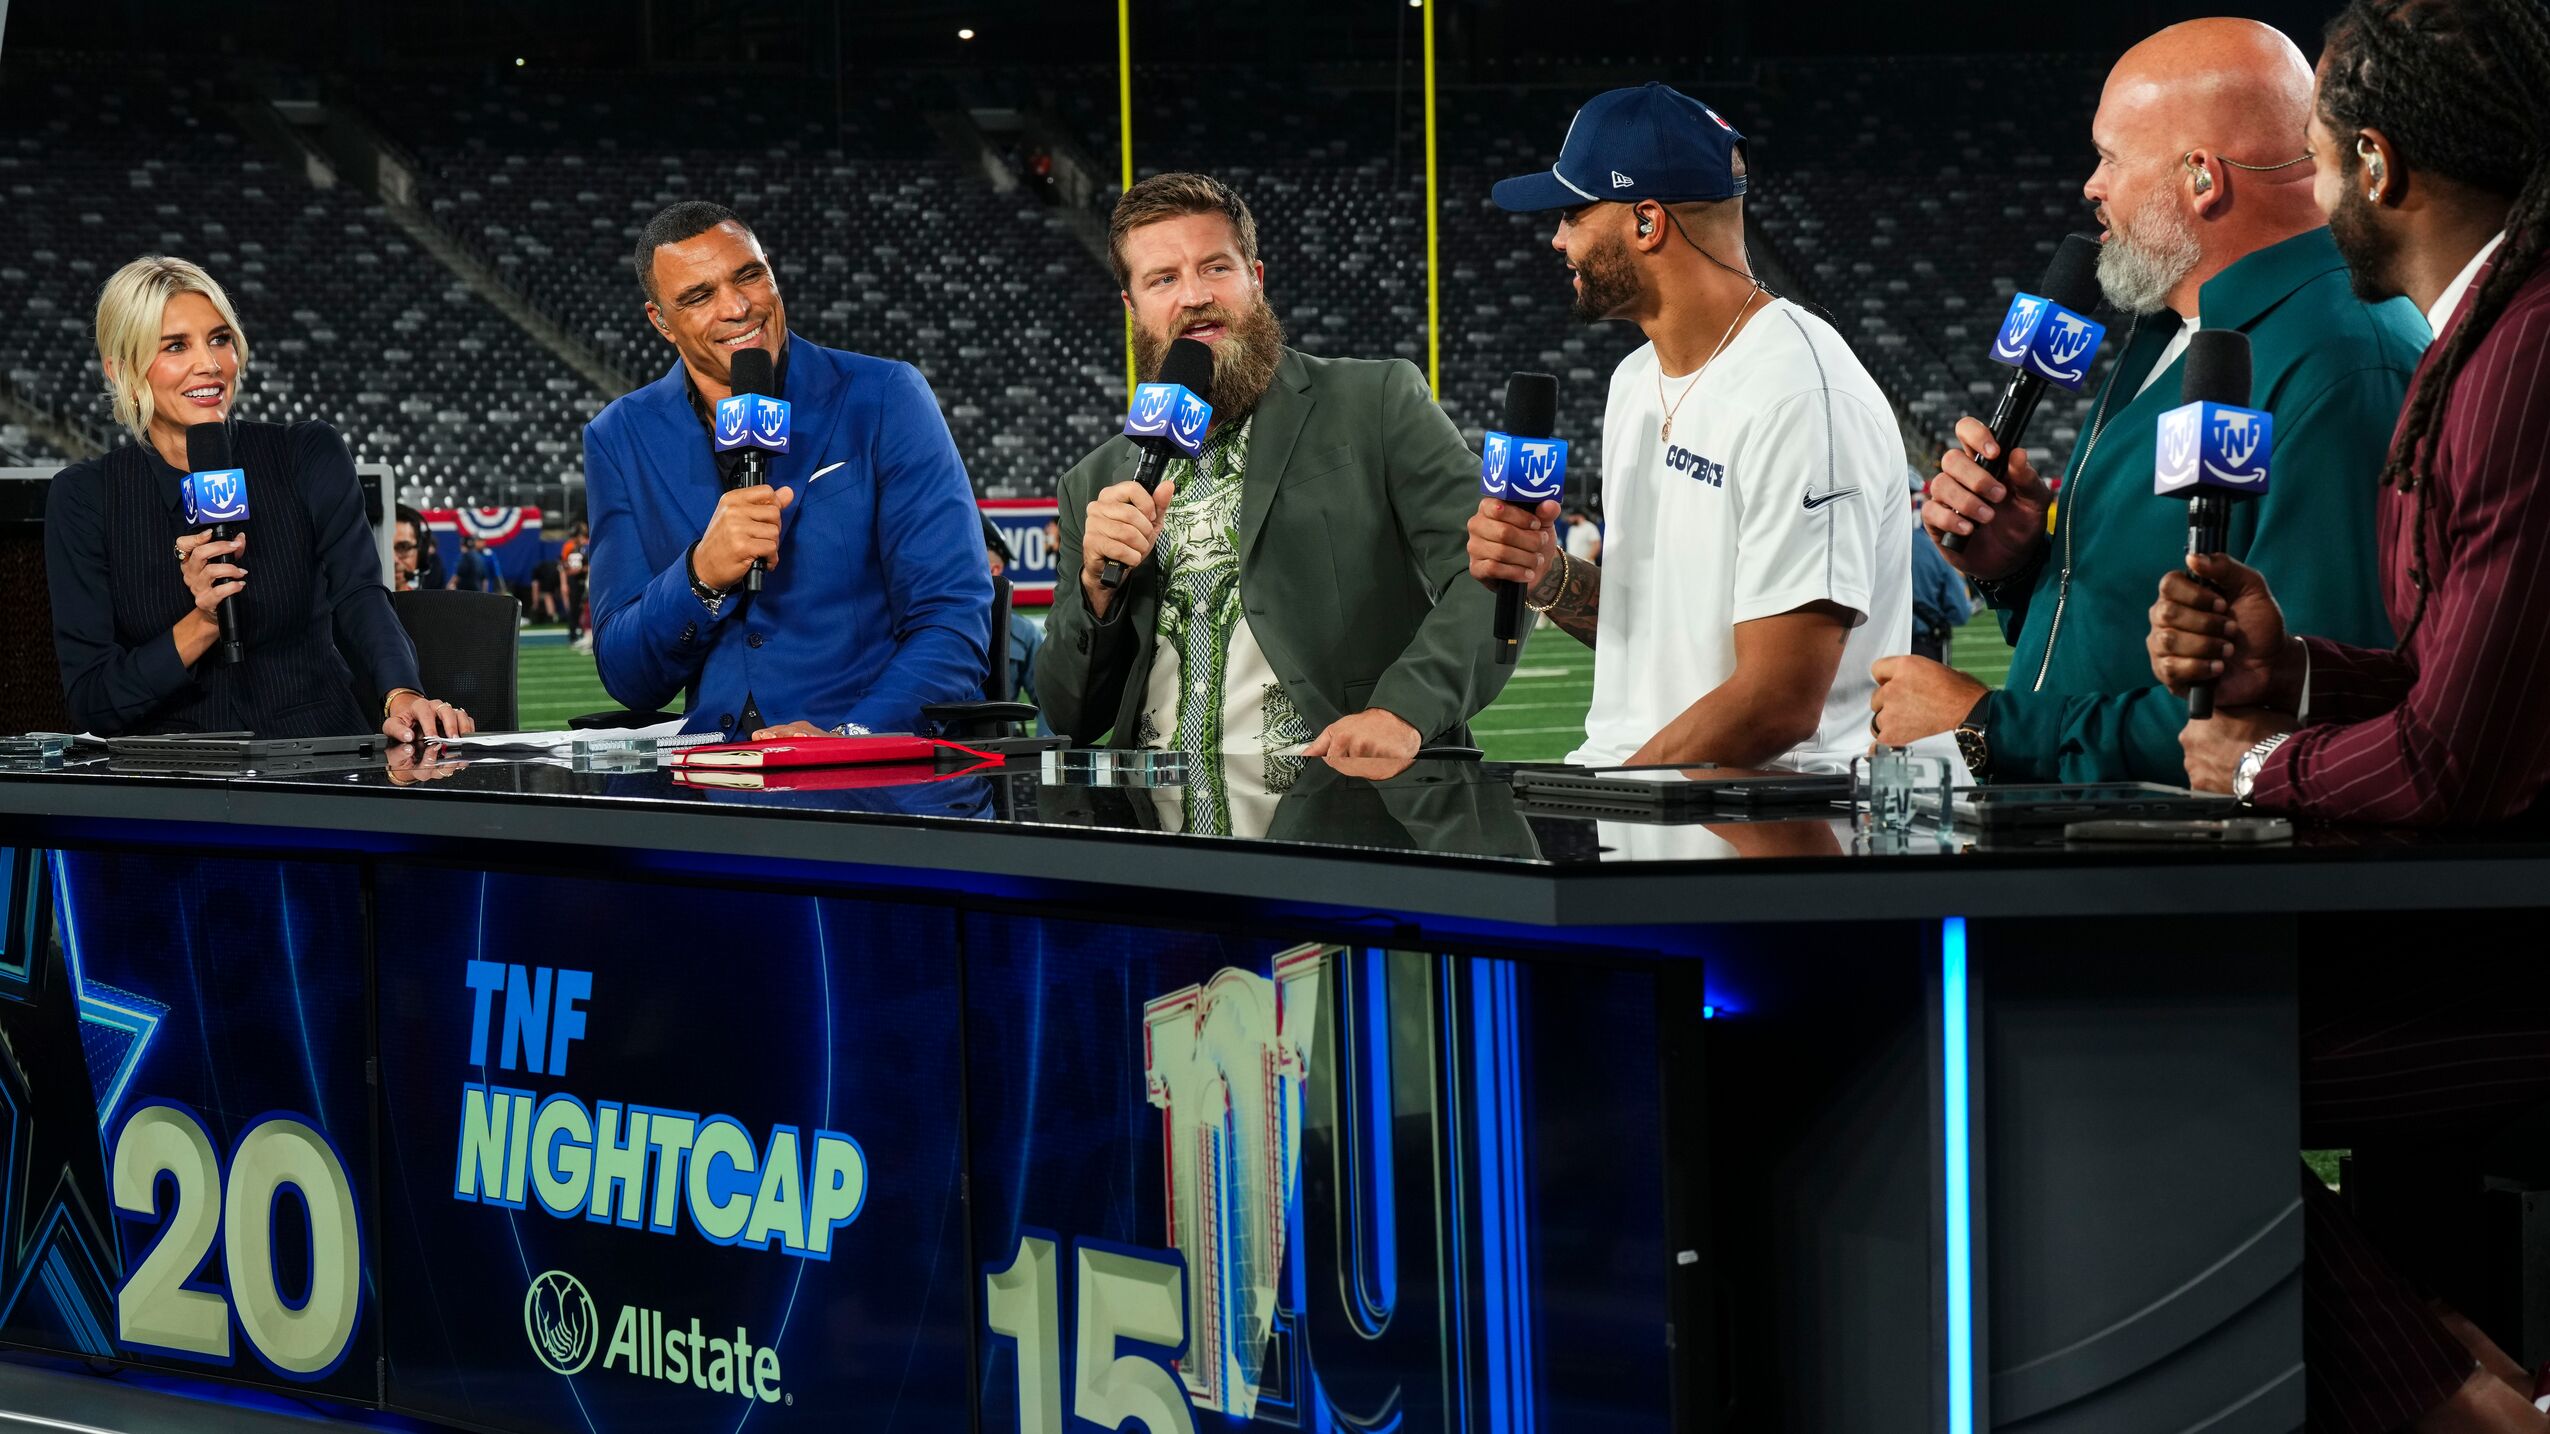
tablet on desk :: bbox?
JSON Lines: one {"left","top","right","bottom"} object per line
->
{"left": 1514, "top": 765, "right": 1853, "bottom": 813}
{"left": 1940, "top": 782, "right": 2241, "bottom": 830}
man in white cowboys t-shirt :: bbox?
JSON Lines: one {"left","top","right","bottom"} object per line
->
{"left": 1470, "top": 83, "right": 1910, "bottom": 773}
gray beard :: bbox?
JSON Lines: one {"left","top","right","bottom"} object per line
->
{"left": 2096, "top": 197, "right": 2202, "bottom": 315}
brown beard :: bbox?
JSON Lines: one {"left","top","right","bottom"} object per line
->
{"left": 1134, "top": 296, "right": 1288, "bottom": 421}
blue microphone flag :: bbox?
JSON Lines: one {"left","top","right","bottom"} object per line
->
{"left": 2154, "top": 400, "right": 2273, "bottom": 498}
{"left": 1125, "top": 382, "right": 1212, "bottom": 459}
{"left": 1988, "top": 292, "right": 2107, "bottom": 392}
{"left": 181, "top": 468, "right": 250, "bottom": 525}
{"left": 714, "top": 393, "right": 792, "bottom": 454}
{"left": 1479, "top": 431, "right": 1570, "bottom": 503}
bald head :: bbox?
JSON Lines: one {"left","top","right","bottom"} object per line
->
{"left": 2085, "top": 18, "right": 2326, "bottom": 316}
{"left": 2104, "top": 19, "right": 2316, "bottom": 167}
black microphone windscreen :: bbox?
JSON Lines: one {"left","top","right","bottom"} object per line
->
{"left": 1501, "top": 372, "right": 1559, "bottom": 439}
{"left": 1158, "top": 337, "right": 1216, "bottom": 403}
{"left": 728, "top": 346, "right": 774, "bottom": 398}
{"left": 2181, "top": 329, "right": 2253, "bottom": 406}
{"left": 185, "top": 421, "right": 231, "bottom": 474}
{"left": 2041, "top": 233, "right": 2104, "bottom": 316}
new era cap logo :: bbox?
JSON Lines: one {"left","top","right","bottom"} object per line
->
{"left": 1611, "top": 170, "right": 1634, "bottom": 189}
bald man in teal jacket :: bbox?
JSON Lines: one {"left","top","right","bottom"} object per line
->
{"left": 1872, "top": 22, "right": 2424, "bottom": 784}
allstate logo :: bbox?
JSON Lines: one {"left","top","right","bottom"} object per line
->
{"left": 2156, "top": 406, "right": 2200, "bottom": 488}
{"left": 1995, "top": 295, "right": 2045, "bottom": 359}
{"left": 1170, "top": 392, "right": 1210, "bottom": 448}
{"left": 753, "top": 397, "right": 790, "bottom": 446}
{"left": 2208, "top": 409, "right": 2267, "bottom": 484}
{"left": 525, "top": 1270, "right": 599, "bottom": 1376}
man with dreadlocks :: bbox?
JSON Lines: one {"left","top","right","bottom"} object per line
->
{"left": 2148, "top": 1, "right": 2550, "bottom": 1427}
{"left": 2151, "top": 0, "right": 2550, "bottom": 823}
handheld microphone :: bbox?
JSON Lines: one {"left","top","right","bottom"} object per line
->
{"left": 1099, "top": 336, "right": 1215, "bottom": 592}
{"left": 1942, "top": 233, "right": 2107, "bottom": 553}
{"left": 2154, "top": 329, "right": 2271, "bottom": 720}
{"left": 181, "top": 422, "right": 249, "bottom": 666}
{"left": 1479, "top": 373, "right": 1566, "bottom": 666}
{"left": 715, "top": 346, "right": 790, "bottom": 594}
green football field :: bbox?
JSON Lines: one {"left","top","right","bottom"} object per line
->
{"left": 516, "top": 611, "right": 2015, "bottom": 756}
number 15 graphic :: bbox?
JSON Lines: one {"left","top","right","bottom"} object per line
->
{"left": 984, "top": 1233, "right": 1196, "bottom": 1434}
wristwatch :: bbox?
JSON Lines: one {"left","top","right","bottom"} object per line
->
{"left": 2232, "top": 732, "right": 2293, "bottom": 805}
{"left": 1951, "top": 695, "right": 1992, "bottom": 783}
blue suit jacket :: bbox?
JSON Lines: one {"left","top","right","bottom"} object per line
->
{"left": 584, "top": 336, "right": 991, "bottom": 735}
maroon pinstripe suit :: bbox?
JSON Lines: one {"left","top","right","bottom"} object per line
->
{"left": 2254, "top": 254, "right": 2550, "bottom": 822}
{"left": 2243, "top": 253, "right": 2550, "bottom": 1429}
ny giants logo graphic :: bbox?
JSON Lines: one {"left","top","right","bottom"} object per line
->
{"left": 1144, "top": 945, "right": 1329, "bottom": 1416}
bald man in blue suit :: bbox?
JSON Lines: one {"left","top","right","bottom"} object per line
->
{"left": 585, "top": 201, "right": 988, "bottom": 737}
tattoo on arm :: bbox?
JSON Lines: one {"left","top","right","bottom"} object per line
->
{"left": 1530, "top": 554, "right": 1600, "bottom": 648}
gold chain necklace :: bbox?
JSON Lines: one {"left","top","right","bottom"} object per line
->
{"left": 1657, "top": 287, "right": 1762, "bottom": 444}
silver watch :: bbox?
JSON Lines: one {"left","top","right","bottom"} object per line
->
{"left": 2231, "top": 732, "right": 2293, "bottom": 805}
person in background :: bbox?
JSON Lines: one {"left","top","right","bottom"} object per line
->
{"left": 393, "top": 504, "right": 438, "bottom": 592}
{"left": 984, "top": 515, "right": 1044, "bottom": 714}
{"left": 451, "top": 534, "right": 488, "bottom": 594}
{"left": 562, "top": 519, "right": 591, "bottom": 653}
{"left": 1909, "top": 470, "right": 1974, "bottom": 663}
{"left": 1562, "top": 502, "right": 1603, "bottom": 565}
{"left": 45, "top": 255, "right": 471, "bottom": 740}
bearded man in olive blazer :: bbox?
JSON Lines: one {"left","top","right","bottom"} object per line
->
{"left": 1039, "top": 172, "right": 1513, "bottom": 760}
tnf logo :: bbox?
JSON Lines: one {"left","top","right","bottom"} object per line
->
{"left": 2211, "top": 410, "right": 2264, "bottom": 477}
{"left": 1134, "top": 387, "right": 1173, "bottom": 427}
{"left": 1482, "top": 433, "right": 1510, "bottom": 475}
{"left": 2041, "top": 312, "right": 2097, "bottom": 371}
{"left": 2158, "top": 406, "right": 2199, "bottom": 484}
{"left": 718, "top": 405, "right": 747, "bottom": 443}
{"left": 753, "top": 397, "right": 789, "bottom": 445}
{"left": 1996, "top": 296, "right": 2045, "bottom": 357}
{"left": 1172, "top": 393, "right": 1209, "bottom": 447}
{"left": 1143, "top": 944, "right": 1330, "bottom": 1416}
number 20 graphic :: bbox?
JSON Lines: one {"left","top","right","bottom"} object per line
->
{"left": 111, "top": 1104, "right": 363, "bottom": 1379}
{"left": 985, "top": 1234, "right": 1197, "bottom": 1434}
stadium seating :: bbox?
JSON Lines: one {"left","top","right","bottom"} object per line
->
{"left": 354, "top": 67, "right": 1121, "bottom": 500}
{"left": 2, "top": 50, "right": 2132, "bottom": 516}
{"left": 0, "top": 55, "right": 604, "bottom": 514}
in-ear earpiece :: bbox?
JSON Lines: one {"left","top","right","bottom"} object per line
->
{"left": 1637, "top": 213, "right": 1655, "bottom": 237}
{"left": 2186, "top": 153, "right": 2213, "bottom": 195}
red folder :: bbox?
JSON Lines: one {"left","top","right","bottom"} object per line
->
{"left": 671, "top": 734, "right": 953, "bottom": 770}
{"left": 672, "top": 759, "right": 1003, "bottom": 792}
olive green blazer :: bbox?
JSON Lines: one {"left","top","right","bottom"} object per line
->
{"left": 1036, "top": 348, "right": 1514, "bottom": 748}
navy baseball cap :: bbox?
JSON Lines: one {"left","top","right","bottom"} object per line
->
{"left": 1492, "top": 82, "right": 1748, "bottom": 214}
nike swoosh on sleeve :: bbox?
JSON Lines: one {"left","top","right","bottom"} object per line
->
{"left": 1801, "top": 488, "right": 1860, "bottom": 510}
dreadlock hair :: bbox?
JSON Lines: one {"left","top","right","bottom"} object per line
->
{"left": 2320, "top": 0, "right": 2550, "bottom": 647}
